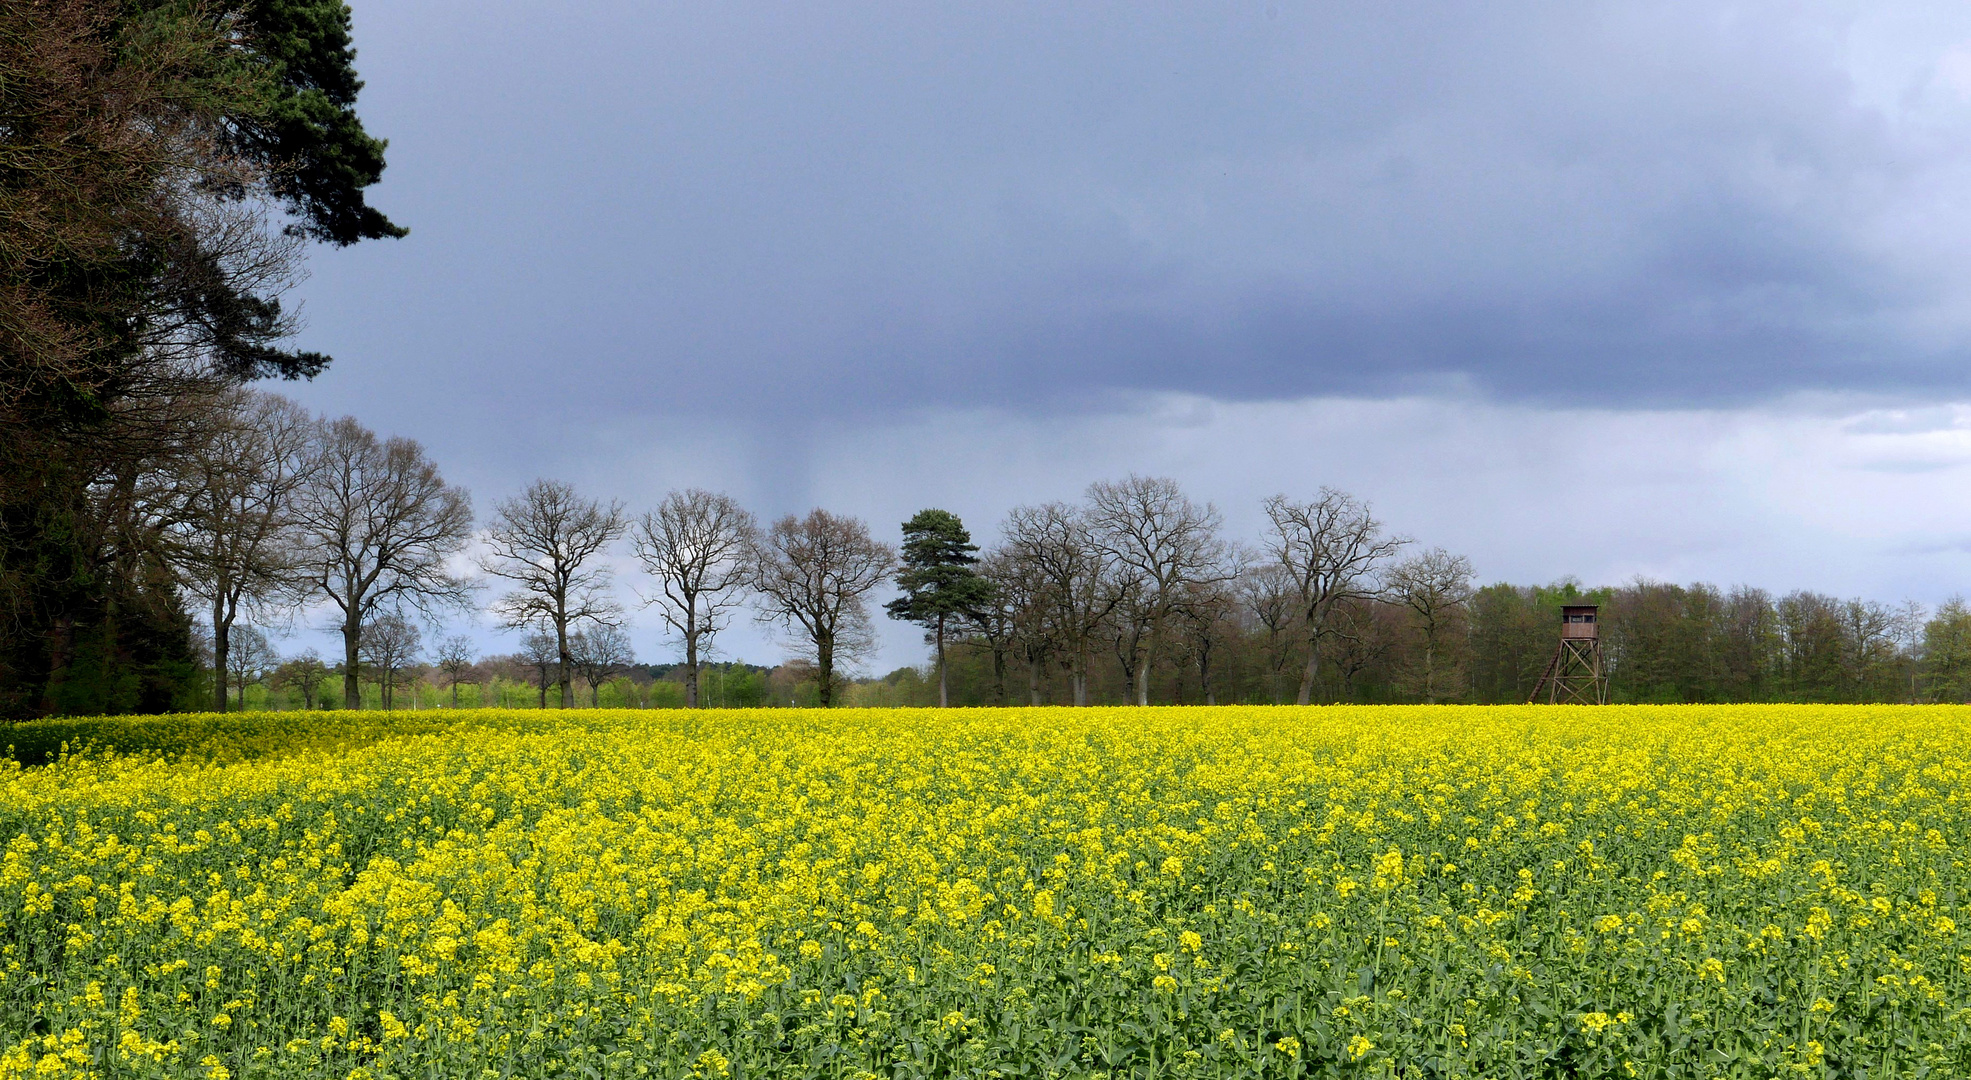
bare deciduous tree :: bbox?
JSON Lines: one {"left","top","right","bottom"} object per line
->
{"left": 480, "top": 479, "right": 626, "bottom": 709}
{"left": 1264, "top": 488, "right": 1409, "bottom": 705}
{"left": 167, "top": 389, "right": 315, "bottom": 711}
{"left": 630, "top": 489, "right": 758, "bottom": 708}
{"left": 1104, "top": 569, "right": 1155, "bottom": 705}
{"left": 569, "top": 623, "right": 637, "bottom": 707}
{"left": 1237, "top": 561, "right": 1302, "bottom": 702}
{"left": 223, "top": 624, "right": 278, "bottom": 708}
{"left": 359, "top": 612, "right": 421, "bottom": 710}
{"left": 978, "top": 545, "right": 1054, "bottom": 706}
{"left": 1086, "top": 476, "right": 1230, "bottom": 706}
{"left": 998, "top": 502, "right": 1113, "bottom": 706}
{"left": 1172, "top": 548, "right": 1250, "bottom": 706}
{"left": 1326, "top": 597, "right": 1403, "bottom": 701}
{"left": 432, "top": 634, "right": 476, "bottom": 708}
{"left": 752, "top": 510, "right": 896, "bottom": 707}
{"left": 970, "top": 548, "right": 1038, "bottom": 705}
{"left": 292, "top": 417, "right": 474, "bottom": 709}
{"left": 518, "top": 631, "right": 558, "bottom": 709}
{"left": 1386, "top": 547, "right": 1475, "bottom": 703}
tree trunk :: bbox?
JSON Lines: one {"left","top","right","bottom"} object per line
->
{"left": 1134, "top": 630, "right": 1154, "bottom": 706}
{"left": 1072, "top": 651, "right": 1088, "bottom": 707}
{"left": 342, "top": 619, "right": 362, "bottom": 709}
{"left": 41, "top": 616, "right": 73, "bottom": 716}
{"left": 684, "top": 619, "right": 701, "bottom": 708}
{"left": 555, "top": 621, "right": 572, "bottom": 708}
{"left": 1296, "top": 638, "right": 1321, "bottom": 706}
{"left": 817, "top": 633, "right": 835, "bottom": 707}
{"left": 212, "top": 598, "right": 230, "bottom": 713}
{"left": 936, "top": 617, "right": 948, "bottom": 708}
{"left": 1028, "top": 659, "right": 1042, "bottom": 706}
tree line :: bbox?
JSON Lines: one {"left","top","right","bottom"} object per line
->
{"left": 874, "top": 498, "right": 1971, "bottom": 708}
{"left": 84, "top": 393, "right": 1971, "bottom": 716}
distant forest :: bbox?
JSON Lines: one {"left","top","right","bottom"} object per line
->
{"left": 229, "top": 574, "right": 1969, "bottom": 713}
{"left": 897, "top": 579, "right": 1962, "bottom": 708}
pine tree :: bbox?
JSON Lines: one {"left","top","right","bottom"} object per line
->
{"left": 886, "top": 510, "right": 996, "bottom": 708}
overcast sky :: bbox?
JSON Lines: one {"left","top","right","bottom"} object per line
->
{"left": 277, "top": 1, "right": 1971, "bottom": 672}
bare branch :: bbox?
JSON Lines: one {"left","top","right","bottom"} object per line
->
{"left": 1263, "top": 488, "right": 1410, "bottom": 705}
{"left": 751, "top": 509, "right": 895, "bottom": 707}
{"left": 997, "top": 501, "right": 1113, "bottom": 707}
{"left": 478, "top": 479, "right": 626, "bottom": 709}
{"left": 1085, "top": 475, "right": 1231, "bottom": 706}
{"left": 630, "top": 489, "right": 758, "bottom": 708}
{"left": 291, "top": 416, "right": 474, "bottom": 708}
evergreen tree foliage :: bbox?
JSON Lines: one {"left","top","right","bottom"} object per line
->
{"left": 217, "top": 0, "right": 408, "bottom": 244}
{"left": 886, "top": 509, "right": 995, "bottom": 708}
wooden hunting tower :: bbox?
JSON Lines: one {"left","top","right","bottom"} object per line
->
{"left": 1529, "top": 604, "right": 1607, "bottom": 704}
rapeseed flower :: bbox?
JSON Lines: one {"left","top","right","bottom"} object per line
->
{"left": 1, "top": 704, "right": 1968, "bottom": 1076}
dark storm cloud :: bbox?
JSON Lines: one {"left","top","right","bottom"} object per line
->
{"left": 294, "top": 0, "right": 1971, "bottom": 427}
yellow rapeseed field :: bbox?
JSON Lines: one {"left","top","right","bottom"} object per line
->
{"left": 1, "top": 705, "right": 1967, "bottom": 1078}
